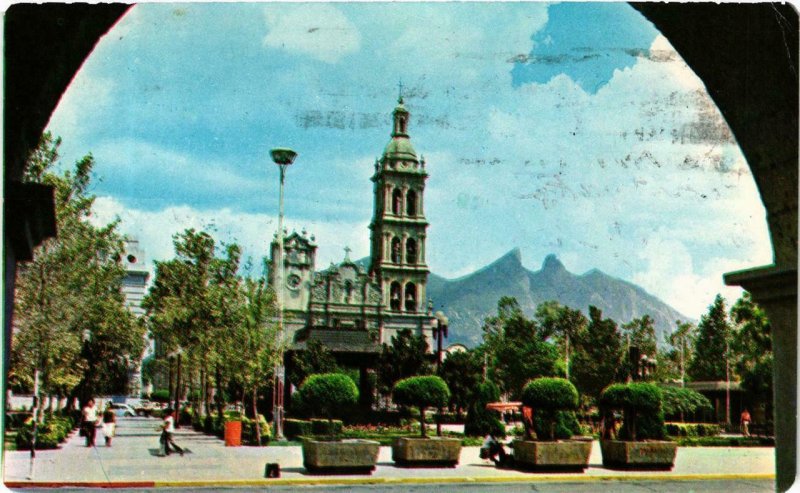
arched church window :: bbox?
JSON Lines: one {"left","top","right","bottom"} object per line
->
{"left": 392, "top": 188, "right": 403, "bottom": 215}
{"left": 391, "top": 237, "right": 401, "bottom": 263}
{"left": 406, "top": 238, "right": 417, "bottom": 264}
{"left": 406, "top": 190, "right": 417, "bottom": 216}
{"left": 390, "top": 282, "right": 402, "bottom": 311}
{"left": 399, "top": 117, "right": 407, "bottom": 134}
{"left": 405, "top": 283, "right": 417, "bottom": 312}
{"left": 344, "top": 280, "right": 353, "bottom": 303}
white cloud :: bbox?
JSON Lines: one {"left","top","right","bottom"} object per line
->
{"left": 47, "top": 73, "right": 115, "bottom": 143}
{"left": 90, "top": 196, "right": 370, "bottom": 275}
{"left": 263, "top": 4, "right": 361, "bottom": 64}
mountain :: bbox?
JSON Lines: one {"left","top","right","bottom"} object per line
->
{"left": 426, "top": 249, "right": 690, "bottom": 348}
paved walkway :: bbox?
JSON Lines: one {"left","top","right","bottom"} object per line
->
{"left": 2, "top": 417, "right": 775, "bottom": 488}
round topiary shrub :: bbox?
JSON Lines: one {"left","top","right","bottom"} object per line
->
{"left": 600, "top": 382, "right": 665, "bottom": 441}
{"left": 464, "top": 381, "right": 506, "bottom": 438}
{"left": 521, "top": 377, "right": 580, "bottom": 440}
{"left": 393, "top": 376, "right": 450, "bottom": 438}
{"left": 295, "top": 373, "right": 358, "bottom": 439}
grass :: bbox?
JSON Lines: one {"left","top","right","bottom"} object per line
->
{"left": 4, "top": 431, "right": 18, "bottom": 451}
{"left": 675, "top": 436, "right": 775, "bottom": 447}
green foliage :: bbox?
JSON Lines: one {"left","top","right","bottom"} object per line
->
{"left": 532, "top": 410, "right": 581, "bottom": 440}
{"left": 571, "top": 307, "right": 624, "bottom": 400}
{"left": 660, "top": 386, "right": 713, "bottom": 417}
{"left": 665, "top": 422, "right": 721, "bottom": 437}
{"left": 289, "top": 340, "right": 339, "bottom": 387}
{"left": 151, "top": 389, "right": 170, "bottom": 403}
{"left": 15, "top": 415, "right": 75, "bottom": 450}
{"left": 676, "top": 436, "right": 774, "bottom": 447}
{"left": 522, "top": 377, "right": 579, "bottom": 411}
{"left": 600, "top": 382, "right": 664, "bottom": 440}
{"left": 464, "top": 381, "right": 505, "bottom": 438}
{"left": 439, "top": 349, "right": 483, "bottom": 416}
{"left": 377, "top": 329, "right": 432, "bottom": 397}
{"left": 393, "top": 376, "right": 450, "bottom": 437}
{"left": 730, "top": 292, "right": 773, "bottom": 411}
{"left": 535, "top": 302, "right": 587, "bottom": 379}
{"left": 284, "top": 419, "right": 313, "bottom": 440}
{"left": 522, "top": 378, "right": 580, "bottom": 440}
{"left": 393, "top": 376, "right": 450, "bottom": 409}
{"left": 622, "top": 315, "right": 658, "bottom": 362}
{"left": 481, "top": 297, "right": 559, "bottom": 399}
{"left": 688, "top": 294, "right": 732, "bottom": 381}
{"left": 11, "top": 133, "right": 143, "bottom": 402}
{"left": 311, "top": 418, "right": 343, "bottom": 436}
{"left": 295, "top": 373, "right": 358, "bottom": 423}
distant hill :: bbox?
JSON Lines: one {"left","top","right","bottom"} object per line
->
{"left": 426, "top": 249, "right": 690, "bottom": 348}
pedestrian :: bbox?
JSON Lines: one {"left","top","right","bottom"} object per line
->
{"left": 479, "top": 433, "right": 509, "bottom": 466}
{"left": 159, "top": 408, "right": 184, "bottom": 457}
{"left": 102, "top": 403, "right": 116, "bottom": 447}
{"left": 81, "top": 398, "right": 99, "bottom": 447}
{"left": 740, "top": 408, "right": 752, "bottom": 437}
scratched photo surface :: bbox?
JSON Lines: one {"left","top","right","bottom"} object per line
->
{"left": 6, "top": 1, "right": 780, "bottom": 486}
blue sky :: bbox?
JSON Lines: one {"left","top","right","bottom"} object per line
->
{"left": 47, "top": 2, "right": 771, "bottom": 320}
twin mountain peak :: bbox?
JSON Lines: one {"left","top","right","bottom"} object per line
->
{"left": 426, "top": 249, "right": 688, "bottom": 348}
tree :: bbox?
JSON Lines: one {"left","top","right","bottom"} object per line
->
{"left": 11, "top": 133, "right": 142, "bottom": 415}
{"left": 439, "top": 349, "right": 483, "bottom": 420}
{"left": 621, "top": 315, "right": 658, "bottom": 359}
{"left": 289, "top": 340, "right": 339, "bottom": 388}
{"left": 295, "top": 373, "right": 358, "bottom": 440}
{"left": 571, "top": 306, "right": 624, "bottom": 402}
{"left": 664, "top": 320, "right": 696, "bottom": 385}
{"left": 376, "top": 329, "right": 432, "bottom": 398}
{"left": 393, "top": 376, "right": 450, "bottom": 438}
{"left": 463, "top": 381, "right": 505, "bottom": 437}
{"left": 535, "top": 301, "right": 587, "bottom": 380}
{"left": 730, "top": 292, "right": 772, "bottom": 412}
{"left": 481, "top": 297, "right": 558, "bottom": 399}
{"left": 688, "top": 294, "right": 732, "bottom": 381}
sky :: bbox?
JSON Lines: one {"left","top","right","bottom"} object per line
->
{"left": 46, "top": 2, "right": 772, "bottom": 321}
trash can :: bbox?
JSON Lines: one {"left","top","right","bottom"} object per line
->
{"left": 224, "top": 420, "right": 242, "bottom": 447}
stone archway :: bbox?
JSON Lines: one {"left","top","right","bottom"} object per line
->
{"left": 4, "top": 3, "right": 798, "bottom": 490}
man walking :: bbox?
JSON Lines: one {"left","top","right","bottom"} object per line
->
{"left": 81, "top": 399, "right": 99, "bottom": 447}
{"left": 159, "top": 408, "right": 184, "bottom": 456}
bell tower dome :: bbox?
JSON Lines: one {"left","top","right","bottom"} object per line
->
{"left": 368, "top": 96, "right": 429, "bottom": 315}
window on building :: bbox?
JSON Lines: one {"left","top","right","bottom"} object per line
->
{"left": 406, "top": 238, "right": 417, "bottom": 264}
{"left": 405, "top": 283, "right": 417, "bottom": 312}
{"left": 390, "top": 282, "right": 402, "bottom": 311}
{"left": 392, "top": 188, "right": 403, "bottom": 215}
{"left": 391, "top": 237, "right": 401, "bottom": 263}
{"left": 344, "top": 280, "right": 353, "bottom": 303}
{"left": 406, "top": 190, "right": 417, "bottom": 216}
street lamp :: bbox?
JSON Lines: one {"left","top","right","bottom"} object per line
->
{"left": 270, "top": 147, "right": 297, "bottom": 442}
{"left": 432, "top": 311, "right": 449, "bottom": 437}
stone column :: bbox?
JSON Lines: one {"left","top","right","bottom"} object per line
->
{"left": 725, "top": 265, "right": 797, "bottom": 492}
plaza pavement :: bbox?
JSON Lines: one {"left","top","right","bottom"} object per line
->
{"left": 2, "top": 416, "right": 775, "bottom": 489}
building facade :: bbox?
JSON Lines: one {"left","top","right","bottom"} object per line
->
{"left": 268, "top": 98, "right": 437, "bottom": 401}
{"left": 121, "top": 239, "right": 152, "bottom": 396}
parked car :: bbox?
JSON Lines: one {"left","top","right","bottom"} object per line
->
{"left": 110, "top": 403, "right": 136, "bottom": 417}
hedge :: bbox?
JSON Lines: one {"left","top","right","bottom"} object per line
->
{"left": 665, "top": 422, "right": 721, "bottom": 437}
{"left": 600, "top": 382, "right": 665, "bottom": 441}
{"left": 285, "top": 419, "right": 313, "bottom": 440}
{"left": 311, "top": 418, "right": 343, "bottom": 437}
{"left": 15, "top": 415, "right": 76, "bottom": 450}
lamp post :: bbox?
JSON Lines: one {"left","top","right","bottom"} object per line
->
{"left": 433, "top": 311, "right": 448, "bottom": 437}
{"left": 270, "top": 147, "right": 297, "bottom": 442}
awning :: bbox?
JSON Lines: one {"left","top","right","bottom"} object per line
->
{"left": 485, "top": 401, "right": 522, "bottom": 412}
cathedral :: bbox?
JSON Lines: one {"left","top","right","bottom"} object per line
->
{"left": 267, "top": 96, "right": 437, "bottom": 403}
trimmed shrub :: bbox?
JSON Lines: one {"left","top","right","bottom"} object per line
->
{"left": 665, "top": 422, "right": 721, "bottom": 437}
{"left": 241, "top": 414, "right": 270, "bottom": 446}
{"left": 464, "top": 381, "right": 505, "bottom": 438}
{"left": 522, "top": 377, "right": 579, "bottom": 440}
{"left": 600, "top": 382, "right": 665, "bottom": 441}
{"left": 15, "top": 415, "right": 74, "bottom": 450}
{"left": 311, "top": 418, "right": 343, "bottom": 437}
{"left": 660, "top": 387, "right": 713, "bottom": 418}
{"left": 285, "top": 419, "right": 313, "bottom": 440}
{"left": 294, "top": 373, "right": 358, "bottom": 439}
{"left": 151, "top": 389, "right": 170, "bottom": 403}
{"left": 393, "top": 376, "right": 450, "bottom": 438}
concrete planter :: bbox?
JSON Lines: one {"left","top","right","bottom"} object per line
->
{"left": 512, "top": 439, "right": 592, "bottom": 471}
{"left": 302, "top": 438, "right": 380, "bottom": 474}
{"left": 391, "top": 437, "right": 462, "bottom": 467}
{"left": 600, "top": 440, "right": 677, "bottom": 470}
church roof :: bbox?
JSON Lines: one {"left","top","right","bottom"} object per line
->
{"left": 292, "top": 329, "right": 381, "bottom": 354}
{"left": 383, "top": 137, "right": 417, "bottom": 160}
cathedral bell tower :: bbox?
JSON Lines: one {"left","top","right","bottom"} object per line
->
{"left": 369, "top": 96, "right": 429, "bottom": 316}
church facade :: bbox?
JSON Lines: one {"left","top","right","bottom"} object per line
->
{"left": 267, "top": 97, "right": 437, "bottom": 399}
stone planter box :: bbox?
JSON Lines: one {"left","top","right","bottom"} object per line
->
{"left": 600, "top": 440, "right": 677, "bottom": 470}
{"left": 512, "top": 439, "right": 592, "bottom": 471}
{"left": 302, "top": 438, "right": 380, "bottom": 474}
{"left": 392, "top": 437, "right": 462, "bottom": 467}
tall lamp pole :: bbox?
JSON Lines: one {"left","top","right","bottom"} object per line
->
{"left": 433, "top": 311, "right": 448, "bottom": 437}
{"left": 270, "top": 147, "right": 297, "bottom": 442}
